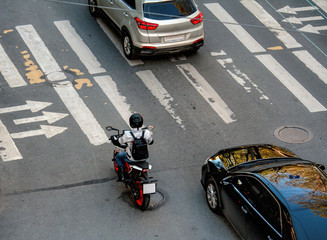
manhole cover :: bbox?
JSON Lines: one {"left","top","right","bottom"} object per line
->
{"left": 148, "top": 191, "right": 165, "bottom": 210}
{"left": 274, "top": 125, "right": 313, "bottom": 143}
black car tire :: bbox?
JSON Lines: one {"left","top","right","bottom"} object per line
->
{"left": 88, "top": 0, "right": 101, "bottom": 17}
{"left": 206, "top": 177, "right": 222, "bottom": 214}
{"left": 122, "top": 30, "right": 137, "bottom": 60}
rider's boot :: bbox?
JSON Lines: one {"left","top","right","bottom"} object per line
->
{"left": 117, "top": 167, "right": 125, "bottom": 182}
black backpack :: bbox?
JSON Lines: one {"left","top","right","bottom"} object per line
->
{"left": 130, "top": 131, "right": 149, "bottom": 160}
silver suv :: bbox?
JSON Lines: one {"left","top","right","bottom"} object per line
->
{"left": 88, "top": 0, "right": 204, "bottom": 59}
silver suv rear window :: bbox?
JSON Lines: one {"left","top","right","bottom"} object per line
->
{"left": 143, "top": 0, "right": 197, "bottom": 20}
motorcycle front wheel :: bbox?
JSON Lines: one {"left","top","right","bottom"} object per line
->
{"left": 134, "top": 178, "right": 150, "bottom": 210}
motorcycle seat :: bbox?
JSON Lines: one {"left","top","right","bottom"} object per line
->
{"left": 129, "top": 161, "right": 149, "bottom": 169}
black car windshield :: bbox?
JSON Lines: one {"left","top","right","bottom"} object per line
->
{"left": 258, "top": 164, "right": 327, "bottom": 216}
{"left": 143, "top": 0, "right": 197, "bottom": 20}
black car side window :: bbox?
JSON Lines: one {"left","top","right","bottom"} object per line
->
{"left": 236, "top": 176, "right": 282, "bottom": 234}
{"left": 123, "top": 0, "right": 136, "bottom": 9}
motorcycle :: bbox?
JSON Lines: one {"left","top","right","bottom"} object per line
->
{"left": 106, "top": 125, "right": 157, "bottom": 210}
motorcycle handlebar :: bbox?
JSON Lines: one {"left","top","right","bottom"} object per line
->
{"left": 105, "top": 125, "right": 154, "bottom": 133}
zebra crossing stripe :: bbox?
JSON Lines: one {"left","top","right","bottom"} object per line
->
{"left": 94, "top": 75, "right": 133, "bottom": 126}
{"left": 241, "top": 0, "right": 302, "bottom": 49}
{"left": 16, "top": 24, "right": 66, "bottom": 82}
{"left": 292, "top": 50, "right": 327, "bottom": 85}
{"left": 136, "top": 70, "right": 186, "bottom": 130}
{"left": 256, "top": 54, "right": 326, "bottom": 113}
{"left": 54, "top": 20, "right": 106, "bottom": 74}
{"left": 16, "top": 23, "right": 108, "bottom": 145}
{"left": 241, "top": 0, "right": 327, "bottom": 85}
{"left": 0, "top": 43, "right": 26, "bottom": 88}
{"left": 177, "top": 64, "right": 236, "bottom": 124}
{"left": 313, "top": 0, "right": 327, "bottom": 14}
{"left": 0, "top": 120, "right": 23, "bottom": 161}
{"left": 54, "top": 82, "right": 109, "bottom": 145}
{"left": 205, "top": 3, "right": 266, "bottom": 53}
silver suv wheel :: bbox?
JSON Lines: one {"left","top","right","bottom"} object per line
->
{"left": 123, "top": 36, "right": 131, "bottom": 56}
{"left": 122, "top": 31, "right": 136, "bottom": 59}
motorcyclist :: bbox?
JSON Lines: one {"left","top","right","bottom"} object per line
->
{"left": 111, "top": 113, "right": 154, "bottom": 182}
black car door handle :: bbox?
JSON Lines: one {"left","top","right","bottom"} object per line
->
{"left": 241, "top": 206, "right": 248, "bottom": 214}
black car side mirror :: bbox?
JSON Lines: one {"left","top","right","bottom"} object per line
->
{"left": 317, "top": 164, "right": 325, "bottom": 171}
{"left": 221, "top": 177, "right": 232, "bottom": 186}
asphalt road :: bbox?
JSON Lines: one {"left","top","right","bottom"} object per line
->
{"left": 0, "top": 0, "right": 326, "bottom": 239}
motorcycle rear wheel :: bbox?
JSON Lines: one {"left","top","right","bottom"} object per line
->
{"left": 134, "top": 178, "right": 150, "bottom": 210}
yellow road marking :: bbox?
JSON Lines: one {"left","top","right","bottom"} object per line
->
{"left": 267, "top": 46, "right": 283, "bottom": 50}
{"left": 3, "top": 29, "right": 14, "bottom": 34}
{"left": 21, "top": 50, "right": 45, "bottom": 84}
{"left": 74, "top": 78, "right": 93, "bottom": 89}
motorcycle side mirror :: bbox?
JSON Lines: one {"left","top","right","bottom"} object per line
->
{"left": 106, "top": 126, "right": 113, "bottom": 131}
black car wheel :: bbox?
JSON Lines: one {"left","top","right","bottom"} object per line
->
{"left": 88, "top": 0, "right": 101, "bottom": 17}
{"left": 122, "top": 30, "right": 137, "bottom": 60}
{"left": 206, "top": 177, "right": 222, "bottom": 214}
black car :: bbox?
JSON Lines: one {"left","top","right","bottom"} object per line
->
{"left": 201, "top": 144, "right": 327, "bottom": 240}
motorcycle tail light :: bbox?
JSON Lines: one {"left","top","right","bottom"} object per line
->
{"left": 191, "top": 12, "right": 203, "bottom": 25}
{"left": 142, "top": 169, "right": 148, "bottom": 173}
{"left": 135, "top": 17, "right": 159, "bottom": 30}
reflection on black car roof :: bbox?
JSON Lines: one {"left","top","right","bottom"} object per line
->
{"left": 210, "top": 144, "right": 297, "bottom": 169}
{"left": 258, "top": 164, "right": 327, "bottom": 216}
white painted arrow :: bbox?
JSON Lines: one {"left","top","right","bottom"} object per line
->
{"left": 278, "top": 5, "right": 317, "bottom": 14}
{"left": 298, "top": 24, "right": 327, "bottom": 34}
{"left": 11, "top": 125, "right": 67, "bottom": 139}
{"left": 0, "top": 100, "right": 52, "bottom": 114}
{"left": 282, "top": 16, "right": 324, "bottom": 24}
{"left": 13, "top": 111, "right": 68, "bottom": 125}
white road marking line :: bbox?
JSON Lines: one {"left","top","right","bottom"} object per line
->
{"left": 13, "top": 111, "right": 68, "bottom": 125}
{"left": 277, "top": 5, "right": 317, "bottom": 14}
{"left": 94, "top": 75, "right": 133, "bottom": 126}
{"left": 298, "top": 24, "right": 327, "bottom": 34}
{"left": 256, "top": 54, "right": 326, "bottom": 112}
{"left": 11, "top": 125, "right": 67, "bottom": 139}
{"left": 282, "top": 16, "right": 324, "bottom": 25}
{"left": 136, "top": 70, "right": 186, "bottom": 130}
{"left": 0, "top": 120, "right": 23, "bottom": 161}
{"left": 96, "top": 18, "right": 144, "bottom": 66}
{"left": 241, "top": 0, "right": 327, "bottom": 85}
{"left": 217, "top": 58, "right": 269, "bottom": 100}
{"left": 16, "top": 24, "right": 66, "bottom": 82}
{"left": 241, "top": 0, "right": 302, "bottom": 49}
{"left": 54, "top": 82, "right": 109, "bottom": 145}
{"left": 54, "top": 20, "right": 106, "bottom": 74}
{"left": 177, "top": 63, "right": 236, "bottom": 124}
{"left": 313, "top": 0, "right": 327, "bottom": 13}
{"left": 205, "top": 3, "right": 266, "bottom": 53}
{"left": 292, "top": 50, "right": 327, "bottom": 84}
{"left": 0, "top": 43, "right": 27, "bottom": 88}
{"left": 211, "top": 51, "right": 227, "bottom": 56}
{"left": 0, "top": 100, "right": 52, "bottom": 114}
